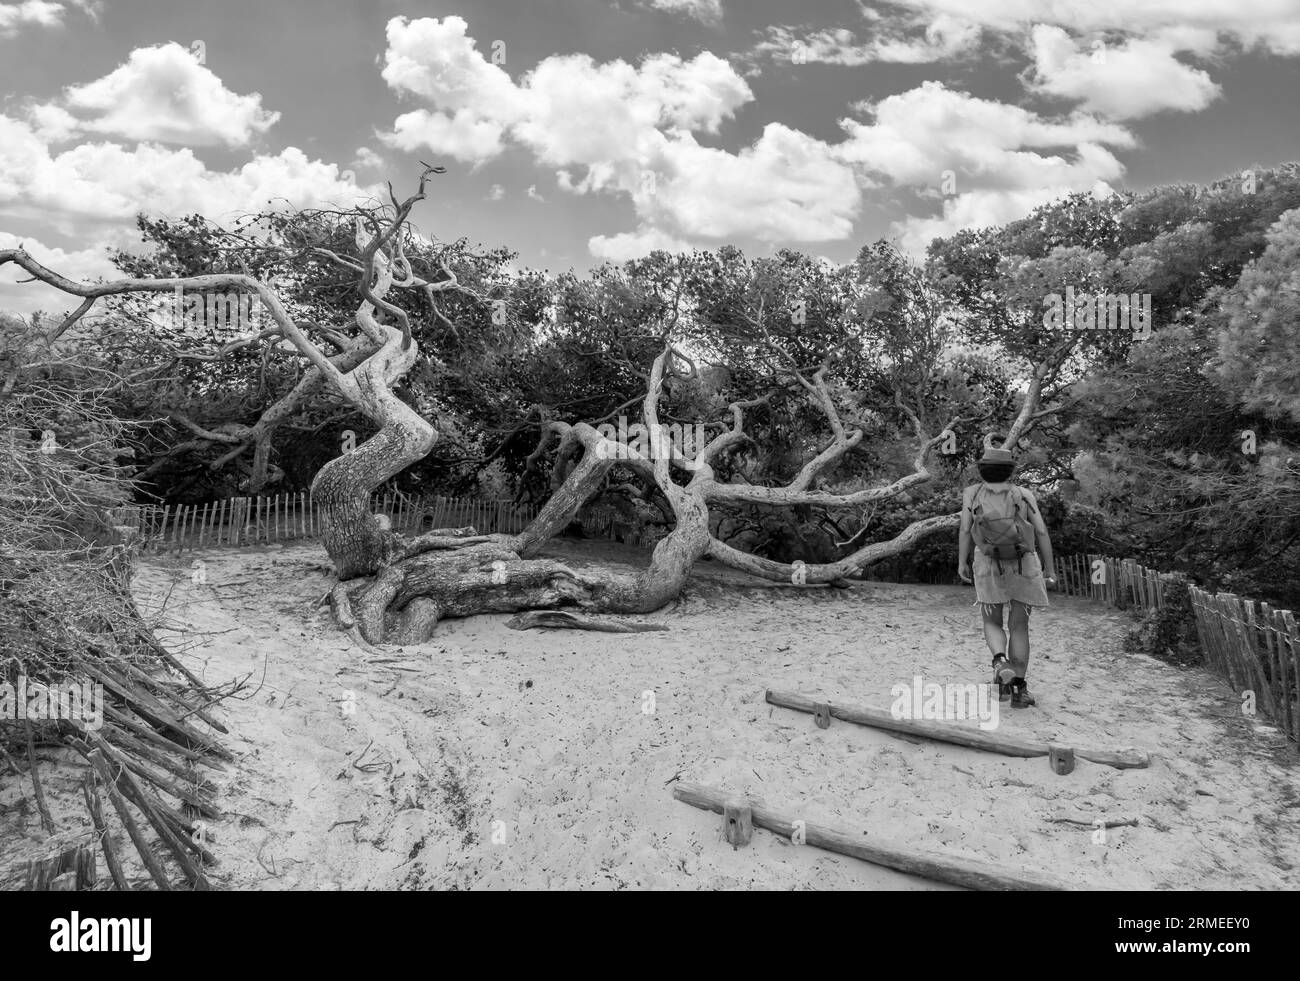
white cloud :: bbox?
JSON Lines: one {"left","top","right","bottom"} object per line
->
{"left": 838, "top": 82, "right": 1133, "bottom": 184}
{"left": 352, "top": 146, "right": 384, "bottom": 172}
{"left": 0, "top": 1, "right": 65, "bottom": 36}
{"left": 834, "top": 82, "right": 1134, "bottom": 255}
{"left": 510, "top": 51, "right": 751, "bottom": 171}
{"left": 880, "top": 0, "right": 1300, "bottom": 57}
{"left": 754, "top": 17, "right": 981, "bottom": 66}
{"left": 486, "top": 184, "right": 505, "bottom": 201}
{"left": 0, "top": 112, "right": 374, "bottom": 236}
{"left": 589, "top": 225, "right": 694, "bottom": 261}
{"left": 526, "top": 185, "right": 545, "bottom": 203}
{"left": 639, "top": 0, "right": 723, "bottom": 24}
{"left": 891, "top": 184, "right": 1111, "bottom": 255}
{"left": 380, "top": 16, "right": 521, "bottom": 116}
{"left": 376, "top": 17, "right": 1154, "bottom": 261}
{"left": 29, "top": 43, "right": 280, "bottom": 148}
{"left": 648, "top": 126, "right": 860, "bottom": 242}
{"left": 0, "top": 230, "right": 123, "bottom": 319}
{"left": 379, "top": 17, "right": 864, "bottom": 255}
{"left": 1024, "top": 26, "right": 1221, "bottom": 118}
{"left": 384, "top": 108, "right": 509, "bottom": 164}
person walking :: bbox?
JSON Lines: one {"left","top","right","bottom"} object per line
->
{"left": 957, "top": 436, "right": 1056, "bottom": 708}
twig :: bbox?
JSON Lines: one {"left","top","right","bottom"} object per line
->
{"left": 26, "top": 724, "right": 56, "bottom": 835}
{"left": 87, "top": 749, "right": 172, "bottom": 891}
{"left": 83, "top": 771, "right": 129, "bottom": 890}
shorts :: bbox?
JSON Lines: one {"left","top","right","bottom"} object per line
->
{"left": 973, "top": 549, "right": 1050, "bottom": 610}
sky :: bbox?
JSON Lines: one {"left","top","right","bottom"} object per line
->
{"left": 2, "top": 0, "right": 1299, "bottom": 317}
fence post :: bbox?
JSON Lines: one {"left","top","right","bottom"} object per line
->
{"left": 1282, "top": 611, "right": 1299, "bottom": 745}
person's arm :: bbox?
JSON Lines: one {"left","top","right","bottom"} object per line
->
{"left": 957, "top": 486, "right": 973, "bottom": 582}
{"left": 1023, "top": 488, "right": 1055, "bottom": 582}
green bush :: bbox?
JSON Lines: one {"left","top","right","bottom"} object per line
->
{"left": 1122, "top": 574, "right": 1203, "bottom": 667}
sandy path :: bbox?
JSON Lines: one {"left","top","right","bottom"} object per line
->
{"left": 129, "top": 539, "right": 1300, "bottom": 890}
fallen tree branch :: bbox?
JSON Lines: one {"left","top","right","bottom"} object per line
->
{"left": 504, "top": 610, "right": 668, "bottom": 633}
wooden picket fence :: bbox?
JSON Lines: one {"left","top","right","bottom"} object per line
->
{"left": 107, "top": 492, "right": 540, "bottom": 554}
{"left": 1056, "top": 553, "right": 1299, "bottom": 746}
{"left": 1188, "top": 588, "right": 1299, "bottom": 745}
{"left": 1053, "top": 554, "right": 1169, "bottom": 614}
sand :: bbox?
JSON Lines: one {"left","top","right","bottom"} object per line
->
{"left": 20, "top": 536, "right": 1298, "bottom": 890}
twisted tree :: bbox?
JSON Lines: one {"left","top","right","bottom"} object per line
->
{"left": 3, "top": 170, "right": 1066, "bottom": 645}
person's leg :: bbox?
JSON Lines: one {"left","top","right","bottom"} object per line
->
{"left": 1007, "top": 600, "right": 1031, "bottom": 678}
{"left": 980, "top": 602, "right": 1006, "bottom": 658}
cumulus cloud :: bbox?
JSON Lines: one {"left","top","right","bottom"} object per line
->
{"left": 1024, "top": 26, "right": 1221, "bottom": 118}
{"left": 755, "top": 2, "right": 1292, "bottom": 123}
{"left": 589, "top": 225, "right": 695, "bottom": 262}
{"left": 837, "top": 82, "right": 1133, "bottom": 185}
{"left": 0, "top": 113, "right": 369, "bottom": 232}
{"left": 384, "top": 108, "right": 509, "bottom": 164}
{"left": 891, "top": 184, "right": 1115, "bottom": 255}
{"left": 375, "top": 16, "right": 1150, "bottom": 260}
{"left": 834, "top": 82, "right": 1134, "bottom": 254}
{"left": 0, "top": 0, "right": 66, "bottom": 36}
{"left": 380, "top": 16, "right": 521, "bottom": 115}
{"left": 646, "top": 126, "right": 860, "bottom": 242}
{"left": 352, "top": 146, "right": 384, "bottom": 172}
{"left": 27, "top": 43, "right": 280, "bottom": 148}
{"left": 378, "top": 16, "right": 863, "bottom": 254}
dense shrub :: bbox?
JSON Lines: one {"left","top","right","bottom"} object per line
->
{"left": 1122, "top": 574, "right": 1203, "bottom": 666}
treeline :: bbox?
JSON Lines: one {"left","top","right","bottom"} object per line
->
{"left": 7, "top": 163, "right": 1300, "bottom": 614}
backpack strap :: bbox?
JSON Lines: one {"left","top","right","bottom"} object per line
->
{"left": 968, "top": 485, "right": 985, "bottom": 545}
{"left": 1010, "top": 486, "right": 1034, "bottom": 572}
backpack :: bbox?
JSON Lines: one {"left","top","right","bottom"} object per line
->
{"left": 970, "top": 484, "right": 1037, "bottom": 572}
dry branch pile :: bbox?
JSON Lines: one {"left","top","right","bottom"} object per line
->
{"left": 1, "top": 326, "right": 227, "bottom": 890}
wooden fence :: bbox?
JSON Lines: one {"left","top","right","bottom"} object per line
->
{"left": 1053, "top": 554, "right": 1168, "bottom": 613}
{"left": 1189, "top": 589, "right": 1298, "bottom": 745}
{"left": 108, "top": 492, "right": 541, "bottom": 554}
{"left": 1055, "top": 553, "right": 1298, "bottom": 747}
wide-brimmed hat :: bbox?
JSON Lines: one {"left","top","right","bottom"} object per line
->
{"left": 979, "top": 433, "right": 1015, "bottom": 465}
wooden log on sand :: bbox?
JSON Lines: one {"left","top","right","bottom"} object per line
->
{"left": 672, "top": 782, "right": 1072, "bottom": 891}
{"left": 505, "top": 610, "right": 669, "bottom": 633}
{"left": 765, "top": 689, "right": 1150, "bottom": 770}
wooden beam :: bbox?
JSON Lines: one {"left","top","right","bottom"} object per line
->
{"left": 765, "top": 689, "right": 1150, "bottom": 770}
{"left": 672, "top": 782, "right": 1072, "bottom": 891}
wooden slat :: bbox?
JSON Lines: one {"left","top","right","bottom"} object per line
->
{"left": 1261, "top": 603, "right": 1287, "bottom": 736}
{"left": 765, "top": 689, "right": 1150, "bottom": 769}
{"left": 672, "top": 781, "right": 1073, "bottom": 891}
{"left": 158, "top": 505, "right": 171, "bottom": 551}
{"left": 1282, "top": 611, "right": 1300, "bottom": 744}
